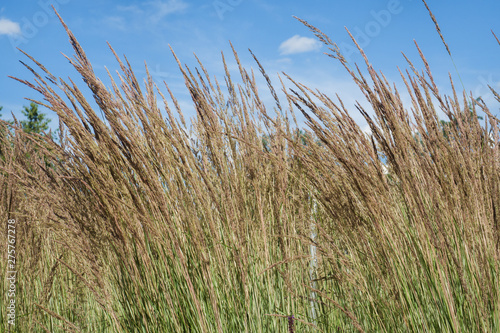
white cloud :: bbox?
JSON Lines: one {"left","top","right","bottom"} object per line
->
{"left": 362, "top": 124, "right": 373, "bottom": 137}
{"left": 279, "top": 35, "right": 321, "bottom": 55}
{"left": 0, "top": 18, "right": 20, "bottom": 36}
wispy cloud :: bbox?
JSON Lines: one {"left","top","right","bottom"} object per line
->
{"left": 102, "top": 16, "right": 127, "bottom": 31}
{"left": 117, "top": 0, "right": 188, "bottom": 24}
{"left": 279, "top": 35, "right": 321, "bottom": 55}
{"left": 150, "top": 0, "right": 188, "bottom": 21}
{"left": 276, "top": 57, "right": 292, "bottom": 64}
{"left": 0, "top": 17, "right": 20, "bottom": 36}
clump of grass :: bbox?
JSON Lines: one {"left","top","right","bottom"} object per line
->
{"left": 1, "top": 4, "right": 499, "bottom": 332}
{"left": 286, "top": 10, "right": 500, "bottom": 331}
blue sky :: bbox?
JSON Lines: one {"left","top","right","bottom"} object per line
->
{"left": 1, "top": 0, "right": 500, "bottom": 133}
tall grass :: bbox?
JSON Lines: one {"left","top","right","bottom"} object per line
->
{"left": 1, "top": 4, "right": 499, "bottom": 332}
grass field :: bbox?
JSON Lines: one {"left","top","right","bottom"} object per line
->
{"left": 1, "top": 4, "right": 500, "bottom": 332}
